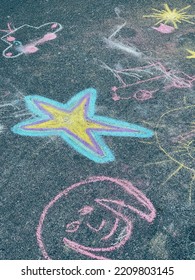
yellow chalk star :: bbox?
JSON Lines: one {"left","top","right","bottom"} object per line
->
{"left": 186, "top": 49, "right": 195, "bottom": 59}
{"left": 11, "top": 89, "right": 153, "bottom": 163}
{"left": 25, "top": 97, "right": 115, "bottom": 149}
{"left": 143, "top": 4, "right": 195, "bottom": 29}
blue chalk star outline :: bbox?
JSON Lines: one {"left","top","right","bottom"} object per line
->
{"left": 12, "top": 88, "right": 154, "bottom": 163}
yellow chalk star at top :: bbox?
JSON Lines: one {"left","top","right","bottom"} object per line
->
{"left": 143, "top": 3, "right": 195, "bottom": 29}
{"left": 186, "top": 49, "right": 195, "bottom": 59}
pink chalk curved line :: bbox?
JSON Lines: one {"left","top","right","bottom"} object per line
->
{"left": 66, "top": 221, "right": 80, "bottom": 233}
{"left": 0, "top": 22, "right": 15, "bottom": 33}
{"left": 36, "top": 176, "right": 156, "bottom": 260}
{"left": 78, "top": 205, "right": 94, "bottom": 215}
{"left": 92, "top": 177, "right": 156, "bottom": 223}
{"left": 96, "top": 198, "right": 153, "bottom": 222}
{"left": 86, "top": 219, "right": 106, "bottom": 232}
{"left": 101, "top": 218, "right": 119, "bottom": 241}
{"left": 133, "top": 90, "right": 158, "bottom": 101}
{"left": 62, "top": 239, "right": 110, "bottom": 260}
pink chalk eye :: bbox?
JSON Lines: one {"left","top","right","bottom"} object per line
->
{"left": 65, "top": 221, "right": 80, "bottom": 233}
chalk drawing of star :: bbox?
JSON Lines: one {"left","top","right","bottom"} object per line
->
{"left": 186, "top": 49, "right": 195, "bottom": 59}
{"left": 11, "top": 88, "right": 153, "bottom": 163}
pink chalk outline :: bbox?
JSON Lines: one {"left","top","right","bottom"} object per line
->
{"left": 101, "top": 62, "right": 195, "bottom": 102}
{"left": 152, "top": 23, "right": 175, "bottom": 34}
{"left": 1, "top": 22, "right": 63, "bottom": 58}
{"left": 36, "top": 176, "right": 156, "bottom": 260}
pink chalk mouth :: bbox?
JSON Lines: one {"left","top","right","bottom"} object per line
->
{"left": 63, "top": 226, "right": 131, "bottom": 252}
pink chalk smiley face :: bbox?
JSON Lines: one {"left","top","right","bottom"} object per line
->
{"left": 37, "top": 176, "right": 156, "bottom": 260}
{"left": 1, "top": 22, "right": 62, "bottom": 58}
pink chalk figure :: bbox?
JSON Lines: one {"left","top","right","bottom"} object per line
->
{"left": 37, "top": 176, "right": 156, "bottom": 260}
{"left": 152, "top": 23, "right": 175, "bottom": 34}
{"left": 103, "top": 62, "right": 195, "bottom": 102}
{"left": 0, "top": 22, "right": 62, "bottom": 58}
